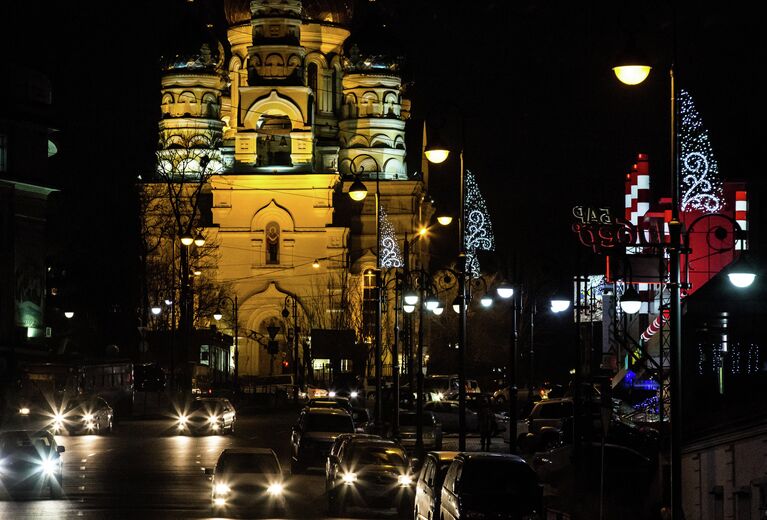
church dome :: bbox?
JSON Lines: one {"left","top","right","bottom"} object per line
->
{"left": 223, "top": 0, "right": 353, "bottom": 26}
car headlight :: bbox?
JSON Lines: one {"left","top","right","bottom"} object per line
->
{"left": 214, "top": 483, "right": 230, "bottom": 495}
{"left": 213, "top": 497, "right": 226, "bottom": 506}
{"left": 435, "top": 393, "right": 443, "bottom": 401}
{"left": 39, "top": 458, "right": 58, "bottom": 476}
{"left": 342, "top": 472, "right": 357, "bottom": 484}
{"left": 328, "top": 391, "right": 336, "bottom": 397}
{"left": 208, "top": 416, "right": 219, "bottom": 425}
{"left": 350, "top": 391, "right": 358, "bottom": 398}
{"left": 178, "top": 415, "right": 188, "bottom": 425}
{"left": 397, "top": 474, "right": 413, "bottom": 486}
{"left": 19, "top": 407, "right": 30, "bottom": 416}
{"left": 83, "top": 414, "right": 94, "bottom": 422}
{"left": 267, "top": 482, "right": 284, "bottom": 496}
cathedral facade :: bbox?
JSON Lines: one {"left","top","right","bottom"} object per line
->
{"left": 142, "top": 0, "right": 430, "bottom": 383}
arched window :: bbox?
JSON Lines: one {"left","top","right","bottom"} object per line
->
{"left": 265, "top": 221, "right": 280, "bottom": 264}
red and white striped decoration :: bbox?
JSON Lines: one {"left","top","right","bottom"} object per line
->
{"left": 735, "top": 190, "right": 748, "bottom": 250}
{"left": 641, "top": 309, "right": 670, "bottom": 342}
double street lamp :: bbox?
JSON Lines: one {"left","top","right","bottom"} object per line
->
{"left": 282, "top": 294, "right": 301, "bottom": 403}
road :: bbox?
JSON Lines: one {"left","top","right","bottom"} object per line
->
{"left": 0, "top": 409, "right": 407, "bottom": 519}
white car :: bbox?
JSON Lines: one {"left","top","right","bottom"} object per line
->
{"left": 205, "top": 448, "right": 287, "bottom": 516}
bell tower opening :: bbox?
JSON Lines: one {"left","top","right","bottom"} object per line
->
{"left": 256, "top": 115, "right": 292, "bottom": 167}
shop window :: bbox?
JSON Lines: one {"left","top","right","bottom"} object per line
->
{"left": 200, "top": 345, "right": 210, "bottom": 366}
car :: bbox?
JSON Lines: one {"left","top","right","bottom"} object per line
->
{"left": 397, "top": 411, "right": 443, "bottom": 450}
{"left": 440, "top": 453, "right": 543, "bottom": 520}
{"left": 413, "top": 451, "right": 460, "bottom": 520}
{"left": 0, "top": 430, "right": 65, "bottom": 498}
{"left": 326, "top": 438, "right": 415, "bottom": 517}
{"left": 352, "top": 407, "right": 373, "bottom": 433}
{"left": 325, "top": 433, "right": 382, "bottom": 492}
{"left": 175, "top": 397, "right": 236, "bottom": 435}
{"left": 424, "top": 400, "right": 477, "bottom": 432}
{"left": 205, "top": 448, "right": 286, "bottom": 516}
{"left": 290, "top": 407, "right": 355, "bottom": 474}
{"left": 306, "top": 396, "right": 353, "bottom": 415}
{"left": 53, "top": 395, "right": 114, "bottom": 435}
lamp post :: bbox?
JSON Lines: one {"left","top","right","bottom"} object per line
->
{"left": 282, "top": 294, "right": 300, "bottom": 403}
{"left": 425, "top": 134, "right": 469, "bottom": 450}
{"left": 213, "top": 295, "right": 239, "bottom": 390}
{"left": 348, "top": 168, "right": 384, "bottom": 428}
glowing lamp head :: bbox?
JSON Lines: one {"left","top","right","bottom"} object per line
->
{"left": 496, "top": 282, "right": 514, "bottom": 299}
{"left": 728, "top": 272, "right": 756, "bottom": 288}
{"left": 437, "top": 214, "right": 453, "bottom": 226}
{"left": 180, "top": 234, "right": 194, "bottom": 246}
{"left": 424, "top": 147, "right": 450, "bottom": 164}
{"left": 194, "top": 233, "right": 205, "bottom": 247}
{"left": 612, "top": 65, "right": 652, "bottom": 85}
{"left": 424, "top": 295, "right": 439, "bottom": 311}
{"left": 550, "top": 299, "right": 571, "bottom": 313}
{"left": 403, "top": 304, "right": 416, "bottom": 314}
{"left": 64, "top": 311, "right": 75, "bottom": 319}
{"left": 213, "top": 310, "right": 223, "bottom": 321}
{"left": 404, "top": 291, "right": 419, "bottom": 306}
{"left": 432, "top": 304, "right": 444, "bottom": 316}
{"left": 620, "top": 286, "right": 642, "bottom": 314}
{"left": 312, "top": 259, "right": 320, "bottom": 269}
{"left": 480, "top": 295, "right": 493, "bottom": 308}
{"left": 151, "top": 306, "right": 162, "bottom": 315}
{"left": 727, "top": 255, "right": 757, "bottom": 288}
{"left": 348, "top": 178, "right": 368, "bottom": 201}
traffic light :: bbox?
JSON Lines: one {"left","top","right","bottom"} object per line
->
{"left": 281, "top": 360, "right": 289, "bottom": 368}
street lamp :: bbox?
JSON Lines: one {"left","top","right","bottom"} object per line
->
{"left": 180, "top": 234, "right": 194, "bottom": 246}
{"left": 619, "top": 285, "right": 642, "bottom": 315}
{"left": 64, "top": 311, "right": 75, "bottom": 319}
{"left": 213, "top": 295, "right": 239, "bottom": 390}
{"left": 151, "top": 305, "right": 162, "bottom": 316}
{"left": 347, "top": 168, "right": 384, "bottom": 427}
{"left": 425, "top": 123, "right": 469, "bottom": 450}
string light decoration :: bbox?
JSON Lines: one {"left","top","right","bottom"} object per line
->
{"left": 463, "top": 169, "right": 495, "bottom": 278}
{"left": 378, "top": 205, "right": 403, "bottom": 268}
{"left": 679, "top": 89, "right": 724, "bottom": 213}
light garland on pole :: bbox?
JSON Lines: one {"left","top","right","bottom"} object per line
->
{"left": 378, "top": 205, "right": 403, "bottom": 268}
{"left": 463, "top": 169, "right": 495, "bottom": 278}
{"left": 679, "top": 89, "right": 724, "bottom": 213}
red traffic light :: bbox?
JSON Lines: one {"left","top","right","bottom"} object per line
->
{"left": 281, "top": 360, "right": 289, "bottom": 368}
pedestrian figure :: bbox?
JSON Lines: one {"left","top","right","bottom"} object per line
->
{"left": 478, "top": 397, "right": 495, "bottom": 451}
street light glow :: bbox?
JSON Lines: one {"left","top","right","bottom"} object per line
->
{"left": 480, "top": 295, "right": 493, "bottom": 308}
{"left": 437, "top": 215, "right": 453, "bottom": 226}
{"left": 312, "top": 259, "right": 320, "bottom": 268}
{"left": 194, "top": 233, "right": 205, "bottom": 247}
{"left": 404, "top": 291, "right": 419, "bottom": 305}
{"left": 64, "top": 311, "right": 75, "bottom": 319}
{"left": 348, "top": 178, "right": 368, "bottom": 201}
{"left": 403, "top": 304, "right": 415, "bottom": 313}
{"left": 213, "top": 310, "right": 223, "bottom": 321}
{"left": 728, "top": 272, "right": 756, "bottom": 288}
{"left": 619, "top": 286, "right": 642, "bottom": 314}
{"left": 424, "top": 295, "right": 439, "bottom": 311}
{"left": 180, "top": 234, "right": 194, "bottom": 246}
{"left": 550, "top": 299, "right": 571, "bottom": 313}
{"left": 151, "top": 306, "right": 162, "bottom": 315}
{"left": 612, "top": 65, "right": 652, "bottom": 85}
{"left": 496, "top": 282, "right": 514, "bottom": 299}
{"left": 424, "top": 148, "right": 449, "bottom": 164}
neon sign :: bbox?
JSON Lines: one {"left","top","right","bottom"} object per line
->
{"left": 571, "top": 206, "right": 667, "bottom": 253}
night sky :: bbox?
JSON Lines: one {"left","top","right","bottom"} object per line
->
{"left": 2, "top": 1, "right": 764, "bottom": 355}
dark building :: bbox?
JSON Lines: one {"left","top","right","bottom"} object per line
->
{"left": 681, "top": 260, "right": 767, "bottom": 518}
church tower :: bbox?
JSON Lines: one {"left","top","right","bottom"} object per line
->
{"left": 144, "top": 0, "right": 431, "bottom": 383}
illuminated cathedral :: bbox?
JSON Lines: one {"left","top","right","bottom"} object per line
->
{"left": 142, "top": 0, "right": 431, "bottom": 381}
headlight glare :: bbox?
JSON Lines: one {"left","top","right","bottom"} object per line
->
{"left": 267, "top": 482, "right": 284, "bottom": 495}
{"left": 178, "top": 415, "right": 188, "bottom": 425}
{"left": 398, "top": 474, "right": 413, "bottom": 486}
{"left": 83, "top": 414, "right": 94, "bottom": 422}
{"left": 39, "top": 458, "right": 57, "bottom": 476}
{"left": 342, "top": 472, "right": 357, "bottom": 484}
{"left": 214, "top": 483, "right": 230, "bottom": 495}
{"left": 19, "top": 407, "right": 30, "bottom": 415}
{"left": 208, "top": 415, "right": 219, "bottom": 425}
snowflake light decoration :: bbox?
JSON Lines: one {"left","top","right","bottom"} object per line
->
{"left": 378, "top": 205, "right": 403, "bottom": 268}
{"left": 679, "top": 89, "right": 724, "bottom": 213}
{"left": 463, "top": 169, "right": 495, "bottom": 278}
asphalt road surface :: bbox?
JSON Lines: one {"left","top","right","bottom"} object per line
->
{"left": 0, "top": 409, "right": 405, "bottom": 520}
